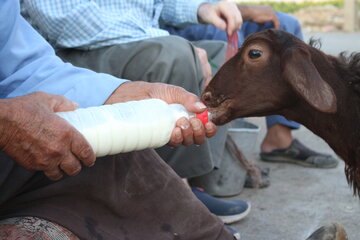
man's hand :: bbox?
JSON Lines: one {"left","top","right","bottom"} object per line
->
{"left": 105, "top": 82, "right": 217, "bottom": 147}
{"left": 198, "top": 1, "right": 243, "bottom": 36}
{"left": 238, "top": 5, "right": 280, "bottom": 29}
{"left": 195, "top": 47, "right": 212, "bottom": 89}
{"left": 0, "top": 92, "right": 96, "bottom": 181}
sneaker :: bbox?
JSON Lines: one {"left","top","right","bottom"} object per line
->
{"left": 191, "top": 187, "right": 251, "bottom": 224}
{"left": 306, "top": 223, "right": 348, "bottom": 240}
{"left": 225, "top": 225, "right": 241, "bottom": 240}
{"left": 260, "top": 139, "right": 339, "bottom": 168}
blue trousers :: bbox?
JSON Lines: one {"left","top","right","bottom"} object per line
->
{"left": 165, "top": 12, "right": 301, "bottom": 130}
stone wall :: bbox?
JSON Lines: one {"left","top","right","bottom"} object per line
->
{"left": 293, "top": 5, "right": 345, "bottom": 32}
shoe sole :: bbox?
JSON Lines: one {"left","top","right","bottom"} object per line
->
{"left": 219, "top": 202, "right": 251, "bottom": 224}
{"left": 260, "top": 155, "right": 338, "bottom": 169}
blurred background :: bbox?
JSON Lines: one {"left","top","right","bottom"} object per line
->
{"left": 231, "top": 0, "right": 359, "bottom": 32}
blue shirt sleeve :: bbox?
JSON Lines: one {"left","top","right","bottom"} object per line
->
{"left": 0, "top": 0, "right": 128, "bottom": 108}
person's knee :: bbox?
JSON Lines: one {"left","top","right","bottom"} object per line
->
{"left": 145, "top": 35, "right": 203, "bottom": 93}
{"left": 155, "top": 35, "right": 198, "bottom": 66}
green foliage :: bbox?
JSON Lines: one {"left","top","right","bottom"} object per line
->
{"left": 238, "top": 0, "right": 344, "bottom": 13}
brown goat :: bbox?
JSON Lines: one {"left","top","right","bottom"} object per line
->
{"left": 202, "top": 29, "right": 360, "bottom": 196}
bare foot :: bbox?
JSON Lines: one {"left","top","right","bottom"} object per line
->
{"left": 261, "top": 124, "right": 293, "bottom": 152}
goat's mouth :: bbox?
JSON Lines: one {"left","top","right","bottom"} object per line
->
{"left": 206, "top": 99, "right": 234, "bottom": 125}
{"left": 201, "top": 91, "right": 235, "bottom": 125}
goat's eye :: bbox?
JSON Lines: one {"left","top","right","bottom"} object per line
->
{"left": 248, "top": 49, "right": 262, "bottom": 59}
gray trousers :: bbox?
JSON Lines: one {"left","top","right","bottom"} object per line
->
{"left": 57, "top": 35, "right": 228, "bottom": 178}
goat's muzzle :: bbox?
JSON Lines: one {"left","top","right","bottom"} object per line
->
{"left": 201, "top": 90, "right": 233, "bottom": 125}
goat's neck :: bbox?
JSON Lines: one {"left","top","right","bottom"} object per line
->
{"left": 283, "top": 78, "right": 360, "bottom": 167}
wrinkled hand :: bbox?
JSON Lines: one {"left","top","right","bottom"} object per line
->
{"left": 105, "top": 81, "right": 217, "bottom": 147}
{"left": 198, "top": 1, "right": 243, "bottom": 35}
{"left": 238, "top": 5, "right": 280, "bottom": 29}
{"left": 0, "top": 92, "right": 96, "bottom": 181}
{"left": 195, "top": 47, "right": 212, "bottom": 89}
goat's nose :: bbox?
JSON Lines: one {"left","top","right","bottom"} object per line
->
{"left": 202, "top": 91, "right": 213, "bottom": 103}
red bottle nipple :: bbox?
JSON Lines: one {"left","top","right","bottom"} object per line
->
{"left": 195, "top": 109, "right": 209, "bottom": 125}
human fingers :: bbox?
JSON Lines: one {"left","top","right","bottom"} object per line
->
{"left": 44, "top": 166, "right": 64, "bottom": 181}
{"left": 190, "top": 118, "right": 206, "bottom": 145}
{"left": 51, "top": 95, "right": 78, "bottom": 112}
{"left": 217, "top": 2, "right": 243, "bottom": 35}
{"left": 59, "top": 153, "right": 82, "bottom": 176}
{"left": 70, "top": 130, "right": 96, "bottom": 167}
{"left": 168, "top": 127, "right": 184, "bottom": 147}
{"left": 177, "top": 117, "right": 194, "bottom": 146}
{"left": 149, "top": 84, "right": 207, "bottom": 114}
{"left": 33, "top": 92, "right": 78, "bottom": 113}
{"left": 204, "top": 122, "right": 217, "bottom": 138}
{"left": 198, "top": 2, "right": 243, "bottom": 35}
{"left": 198, "top": 3, "right": 226, "bottom": 31}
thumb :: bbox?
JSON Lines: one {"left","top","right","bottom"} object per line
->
{"left": 171, "top": 87, "right": 207, "bottom": 114}
{"left": 51, "top": 95, "right": 78, "bottom": 112}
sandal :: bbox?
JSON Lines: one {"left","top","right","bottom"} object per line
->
{"left": 260, "top": 139, "right": 339, "bottom": 168}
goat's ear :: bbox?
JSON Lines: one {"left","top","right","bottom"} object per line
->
{"left": 282, "top": 48, "right": 337, "bottom": 113}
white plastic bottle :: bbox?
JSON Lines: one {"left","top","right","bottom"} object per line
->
{"left": 56, "top": 99, "right": 208, "bottom": 157}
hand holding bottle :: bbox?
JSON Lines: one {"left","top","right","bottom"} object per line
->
{"left": 0, "top": 92, "right": 95, "bottom": 181}
{"left": 105, "top": 81, "right": 217, "bottom": 147}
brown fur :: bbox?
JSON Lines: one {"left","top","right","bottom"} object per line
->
{"left": 203, "top": 29, "right": 360, "bottom": 196}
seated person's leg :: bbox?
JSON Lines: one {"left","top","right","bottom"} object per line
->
{"left": 0, "top": 150, "right": 235, "bottom": 240}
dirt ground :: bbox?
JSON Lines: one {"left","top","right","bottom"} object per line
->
{"left": 225, "top": 32, "right": 360, "bottom": 240}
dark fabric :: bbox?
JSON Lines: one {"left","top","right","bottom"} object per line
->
{"left": 57, "top": 35, "right": 228, "bottom": 178}
{"left": 0, "top": 151, "right": 233, "bottom": 240}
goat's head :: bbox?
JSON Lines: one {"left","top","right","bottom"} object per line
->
{"left": 202, "top": 29, "right": 337, "bottom": 125}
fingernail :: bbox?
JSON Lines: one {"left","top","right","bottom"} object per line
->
{"left": 192, "top": 120, "right": 201, "bottom": 131}
{"left": 181, "top": 123, "right": 189, "bottom": 130}
{"left": 195, "top": 102, "right": 207, "bottom": 110}
{"left": 176, "top": 131, "right": 182, "bottom": 139}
